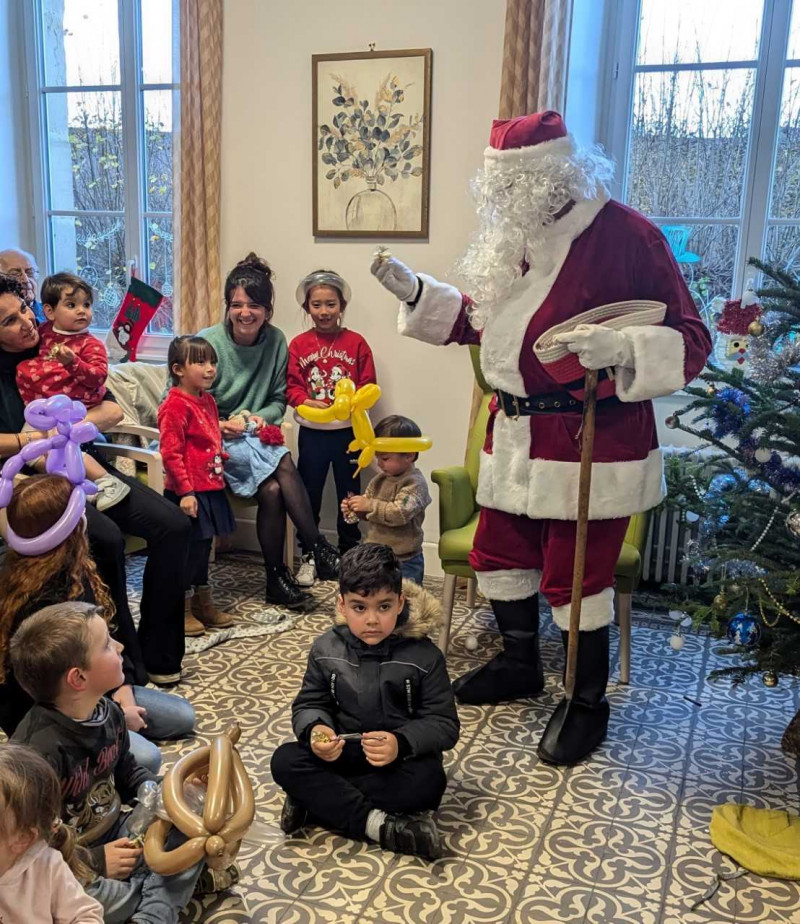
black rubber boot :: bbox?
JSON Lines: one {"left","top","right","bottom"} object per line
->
{"left": 452, "top": 596, "right": 544, "bottom": 705}
{"left": 537, "top": 625, "right": 610, "bottom": 766}
{"left": 265, "top": 565, "right": 315, "bottom": 612}
{"left": 312, "top": 536, "right": 341, "bottom": 581}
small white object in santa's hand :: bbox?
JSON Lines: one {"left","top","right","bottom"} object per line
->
{"left": 373, "top": 246, "right": 392, "bottom": 265}
{"left": 464, "top": 635, "right": 478, "bottom": 652}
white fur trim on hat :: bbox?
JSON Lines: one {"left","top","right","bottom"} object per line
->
{"left": 615, "top": 325, "right": 687, "bottom": 403}
{"left": 476, "top": 416, "right": 665, "bottom": 520}
{"left": 397, "top": 273, "right": 463, "bottom": 346}
{"left": 483, "top": 135, "right": 576, "bottom": 169}
{"left": 550, "top": 586, "right": 615, "bottom": 631}
{"left": 475, "top": 568, "right": 541, "bottom": 602}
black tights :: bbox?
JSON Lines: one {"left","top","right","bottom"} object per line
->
{"left": 256, "top": 454, "right": 320, "bottom": 566}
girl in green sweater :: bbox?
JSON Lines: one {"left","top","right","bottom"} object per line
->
{"left": 200, "top": 254, "right": 340, "bottom": 609}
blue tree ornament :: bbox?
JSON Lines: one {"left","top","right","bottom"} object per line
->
{"left": 726, "top": 612, "right": 761, "bottom": 648}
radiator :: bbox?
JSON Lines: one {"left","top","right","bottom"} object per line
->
{"left": 641, "top": 506, "right": 701, "bottom": 586}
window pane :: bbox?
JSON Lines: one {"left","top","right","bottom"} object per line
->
{"left": 41, "top": 0, "right": 120, "bottom": 87}
{"left": 143, "top": 91, "right": 173, "bottom": 212}
{"left": 660, "top": 223, "right": 739, "bottom": 307}
{"left": 626, "top": 69, "right": 755, "bottom": 217}
{"left": 51, "top": 215, "right": 127, "bottom": 328}
{"left": 765, "top": 224, "right": 800, "bottom": 277}
{"left": 770, "top": 67, "right": 800, "bottom": 219}
{"left": 46, "top": 92, "right": 124, "bottom": 212}
{"left": 789, "top": 0, "right": 800, "bottom": 60}
{"left": 145, "top": 217, "right": 174, "bottom": 334}
{"left": 636, "top": 0, "right": 763, "bottom": 66}
{"left": 140, "top": 0, "right": 178, "bottom": 84}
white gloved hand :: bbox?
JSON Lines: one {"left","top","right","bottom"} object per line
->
{"left": 370, "top": 255, "right": 420, "bottom": 303}
{"left": 553, "top": 324, "right": 635, "bottom": 371}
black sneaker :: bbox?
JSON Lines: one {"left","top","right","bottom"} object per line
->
{"left": 312, "top": 536, "right": 340, "bottom": 581}
{"left": 194, "top": 862, "right": 240, "bottom": 894}
{"left": 265, "top": 565, "right": 315, "bottom": 612}
{"left": 280, "top": 793, "right": 309, "bottom": 834}
{"left": 379, "top": 812, "right": 443, "bottom": 860}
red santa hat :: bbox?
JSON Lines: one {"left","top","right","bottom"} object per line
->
{"left": 484, "top": 110, "right": 574, "bottom": 166}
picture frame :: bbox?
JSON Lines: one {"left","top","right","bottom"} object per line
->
{"left": 312, "top": 48, "right": 432, "bottom": 238}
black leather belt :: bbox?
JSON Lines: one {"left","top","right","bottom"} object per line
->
{"left": 495, "top": 389, "right": 582, "bottom": 417}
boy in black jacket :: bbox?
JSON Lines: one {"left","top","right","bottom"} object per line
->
{"left": 10, "top": 601, "right": 202, "bottom": 923}
{"left": 271, "top": 543, "right": 459, "bottom": 860}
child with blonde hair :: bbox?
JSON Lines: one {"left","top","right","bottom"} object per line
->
{"left": 0, "top": 742, "right": 103, "bottom": 923}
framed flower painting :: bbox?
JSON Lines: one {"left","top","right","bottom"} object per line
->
{"left": 312, "top": 48, "right": 432, "bottom": 238}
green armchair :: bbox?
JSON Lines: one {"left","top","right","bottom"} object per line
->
{"left": 432, "top": 346, "right": 650, "bottom": 685}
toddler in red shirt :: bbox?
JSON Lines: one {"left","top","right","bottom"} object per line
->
{"left": 15, "top": 272, "right": 128, "bottom": 511}
{"left": 158, "top": 335, "right": 237, "bottom": 638}
{"left": 287, "top": 270, "right": 377, "bottom": 585}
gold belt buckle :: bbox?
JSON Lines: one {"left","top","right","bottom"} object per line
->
{"left": 512, "top": 395, "right": 521, "bottom": 420}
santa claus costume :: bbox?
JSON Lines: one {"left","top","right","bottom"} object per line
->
{"left": 371, "top": 111, "right": 712, "bottom": 765}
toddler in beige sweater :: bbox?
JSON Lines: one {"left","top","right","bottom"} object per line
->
{"left": 341, "top": 415, "right": 431, "bottom": 584}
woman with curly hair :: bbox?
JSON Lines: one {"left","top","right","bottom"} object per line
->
{"left": 0, "top": 475, "right": 195, "bottom": 770}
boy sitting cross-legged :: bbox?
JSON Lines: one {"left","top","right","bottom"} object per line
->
{"left": 10, "top": 601, "right": 203, "bottom": 924}
{"left": 271, "top": 543, "right": 459, "bottom": 860}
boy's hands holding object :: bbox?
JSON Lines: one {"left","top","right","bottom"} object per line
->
{"left": 310, "top": 725, "right": 345, "bottom": 762}
{"left": 104, "top": 837, "right": 143, "bottom": 879}
{"left": 345, "top": 494, "right": 370, "bottom": 516}
{"left": 362, "top": 731, "right": 397, "bottom": 767}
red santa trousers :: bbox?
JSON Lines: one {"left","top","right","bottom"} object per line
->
{"left": 469, "top": 507, "right": 630, "bottom": 631}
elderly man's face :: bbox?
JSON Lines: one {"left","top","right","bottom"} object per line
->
{"left": 0, "top": 293, "right": 39, "bottom": 352}
{"left": 0, "top": 251, "right": 38, "bottom": 305}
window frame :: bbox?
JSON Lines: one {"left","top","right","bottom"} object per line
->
{"left": 600, "top": 0, "right": 797, "bottom": 300}
{"left": 22, "top": 0, "right": 178, "bottom": 358}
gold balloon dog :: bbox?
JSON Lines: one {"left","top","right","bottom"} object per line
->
{"left": 144, "top": 724, "right": 255, "bottom": 875}
{"left": 296, "top": 378, "right": 432, "bottom": 476}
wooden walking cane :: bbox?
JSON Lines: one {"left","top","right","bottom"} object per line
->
{"left": 564, "top": 368, "right": 599, "bottom": 713}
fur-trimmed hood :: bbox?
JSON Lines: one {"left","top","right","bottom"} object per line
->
{"left": 333, "top": 579, "right": 441, "bottom": 641}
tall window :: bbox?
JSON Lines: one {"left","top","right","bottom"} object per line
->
{"left": 604, "top": 0, "right": 800, "bottom": 323}
{"left": 24, "top": 0, "right": 179, "bottom": 337}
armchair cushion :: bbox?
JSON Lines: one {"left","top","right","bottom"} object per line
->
{"left": 431, "top": 467, "right": 476, "bottom": 533}
{"left": 439, "top": 511, "right": 480, "bottom": 565}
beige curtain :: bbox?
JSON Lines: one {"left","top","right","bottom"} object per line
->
{"left": 499, "top": 0, "right": 572, "bottom": 119}
{"left": 176, "top": 0, "right": 223, "bottom": 334}
{"left": 465, "top": 0, "right": 573, "bottom": 438}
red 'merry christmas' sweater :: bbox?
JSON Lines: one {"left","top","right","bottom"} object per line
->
{"left": 287, "top": 328, "right": 377, "bottom": 428}
{"left": 157, "top": 387, "right": 227, "bottom": 495}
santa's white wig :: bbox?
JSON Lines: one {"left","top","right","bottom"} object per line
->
{"left": 453, "top": 136, "right": 615, "bottom": 329}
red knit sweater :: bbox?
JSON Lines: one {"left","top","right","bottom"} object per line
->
{"left": 16, "top": 323, "right": 108, "bottom": 407}
{"left": 287, "top": 328, "right": 376, "bottom": 407}
{"left": 157, "top": 388, "right": 227, "bottom": 496}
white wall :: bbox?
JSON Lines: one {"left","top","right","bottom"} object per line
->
{"left": 220, "top": 0, "right": 507, "bottom": 570}
{"left": 0, "top": 0, "right": 33, "bottom": 250}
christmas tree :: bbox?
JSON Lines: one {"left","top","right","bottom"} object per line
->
{"left": 663, "top": 258, "right": 800, "bottom": 707}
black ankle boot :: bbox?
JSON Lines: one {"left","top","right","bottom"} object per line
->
{"left": 265, "top": 565, "right": 314, "bottom": 611}
{"left": 537, "top": 625, "right": 610, "bottom": 765}
{"left": 452, "top": 596, "right": 544, "bottom": 705}
{"left": 312, "top": 536, "right": 340, "bottom": 581}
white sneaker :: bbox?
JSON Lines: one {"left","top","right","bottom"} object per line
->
{"left": 296, "top": 554, "right": 316, "bottom": 587}
{"left": 95, "top": 474, "right": 132, "bottom": 512}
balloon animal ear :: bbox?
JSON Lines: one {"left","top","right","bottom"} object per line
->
{"left": 0, "top": 394, "right": 99, "bottom": 555}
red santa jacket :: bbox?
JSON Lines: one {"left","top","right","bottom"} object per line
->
{"left": 157, "top": 387, "right": 227, "bottom": 496}
{"left": 16, "top": 323, "right": 108, "bottom": 408}
{"left": 287, "top": 327, "right": 377, "bottom": 430}
{"left": 396, "top": 195, "right": 712, "bottom": 521}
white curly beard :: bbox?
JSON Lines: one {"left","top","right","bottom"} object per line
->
{"left": 452, "top": 142, "right": 615, "bottom": 330}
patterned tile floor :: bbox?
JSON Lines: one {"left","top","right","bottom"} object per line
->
{"left": 17, "top": 551, "right": 800, "bottom": 924}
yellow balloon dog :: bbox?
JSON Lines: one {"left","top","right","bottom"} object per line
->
{"left": 296, "top": 378, "right": 432, "bottom": 476}
{"left": 144, "top": 723, "right": 255, "bottom": 875}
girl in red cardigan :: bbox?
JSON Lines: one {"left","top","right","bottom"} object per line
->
{"left": 287, "top": 270, "right": 377, "bottom": 585}
{"left": 158, "top": 335, "right": 237, "bottom": 637}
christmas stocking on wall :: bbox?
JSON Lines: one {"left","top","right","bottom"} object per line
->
{"left": 106, "top": 278, "right": 163, "bottom": 363}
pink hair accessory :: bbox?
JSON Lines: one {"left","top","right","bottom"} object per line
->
{"left": 0, "top": 394, "right": 99, "bottom": 555}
